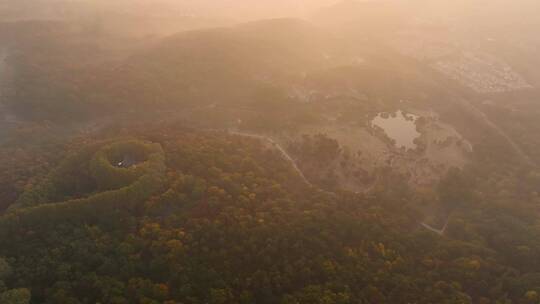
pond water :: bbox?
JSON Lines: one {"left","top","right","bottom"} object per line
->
{"left": 372, "top": 110, "right": 420, "bottom": 150}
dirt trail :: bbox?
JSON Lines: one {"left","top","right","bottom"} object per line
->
{"left": 228, "top": 129, "right": 395, "bottom": 196}
{"left": 421, "top": 217, "right": 450, "bottom": 236}
{"left": 229, "top": 129, "right": 453, "bottom": 236}
{"left": 418, "top": 98, "right": 537, "bottom": 235}
{"left": 228, "top": 130, "right": 315, "bottom": 187}
{"left": 459, "top": 98, "right": 535, "bottom": 167}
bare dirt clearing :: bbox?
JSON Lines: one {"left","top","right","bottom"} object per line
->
{"left": 280, "top": 109, "right": 472, "bottom": 193}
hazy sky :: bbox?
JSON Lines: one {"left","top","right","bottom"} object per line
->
{"left": 3, "top": 0, "right": 540, "bottom": 31}
{"left": 0, "top": 0, "right": 341, "bottom": 20}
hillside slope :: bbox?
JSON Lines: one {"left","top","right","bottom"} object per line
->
{"left": 2, "top": 126, "right": 540, "bottom": 303}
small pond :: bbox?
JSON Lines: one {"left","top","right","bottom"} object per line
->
{"left": 371, "top": 110, "right": 420, "bottom": 150}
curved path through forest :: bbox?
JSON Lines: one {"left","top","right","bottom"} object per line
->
{"left": 228, "top": 129, "right": 454, "bottom": 235}
{"left": 228, "top": 130, "right": 342, "bottom": 197}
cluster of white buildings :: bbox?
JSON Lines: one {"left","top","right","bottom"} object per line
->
{"left": 390, "top": 33, "right": 533, "bottom": 93}
{"left": 433, "top": 53, "right": 533, "bottom": 93}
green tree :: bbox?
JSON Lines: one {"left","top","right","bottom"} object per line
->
{"left": 0, "top": 258, "right": 11, "bottom": 281}
{"left": 0, "top": 289, "right": 31, "bottom": 304}
{"left": 438, "top": 168, "right": 475, "bottom": 212}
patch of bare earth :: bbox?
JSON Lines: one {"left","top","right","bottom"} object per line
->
{"left": 282, "top": 111, "right": 472, "bottom": 193}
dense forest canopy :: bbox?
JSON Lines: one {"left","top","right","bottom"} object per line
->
{"left": 2, "top": 127, "right": 540, "bottom": 304}
{"left": 1, "top": 0, "right": 540, "bottom": 303}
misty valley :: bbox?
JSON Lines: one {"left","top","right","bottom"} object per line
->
{"left": 1, "top": 0, "right": 540, "bottom": 303}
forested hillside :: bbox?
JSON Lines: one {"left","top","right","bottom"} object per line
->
{"left": 0, "top": 126, "right": 540, "bottom": 303}
{"left": 3, "top": 1, "right": 540, "bottom": 303}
